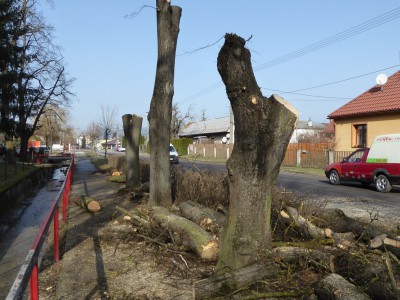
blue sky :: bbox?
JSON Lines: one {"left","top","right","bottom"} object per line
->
{"left": 41, "top": 1, "right": 400, "bottom": 134}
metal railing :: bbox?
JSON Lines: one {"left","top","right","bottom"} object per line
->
{"left": 6, "top": 155, "right": 75, "bottom": 300}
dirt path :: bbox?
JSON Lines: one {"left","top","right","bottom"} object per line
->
{"left": 38, "top": 158, "right": 214, "bottom": 299}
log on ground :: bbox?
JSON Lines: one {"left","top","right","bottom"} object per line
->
{"left": 108, "top": 175, "right": 126, "bottom": 183}
{"left": 272, "top": 246, "right": 333, "bottom": 270}
{"left": 316, "top": 208, "right": 397, "bottom": 241}
{"left": 335, "top": 251, "right": 400, "bottom": 299}
{"left": 178, "top": 201, "right": 226, "bottom": 229}
{"left": 315, "top": 273, "right": 371, "bottom": 300}
{"left": 280, "top": 206, "right": 333, "bottom": 239}
{"left": 73, "top": 195, "right": 101, "bottom": 213}
{"left": 116, "top": 205, "right": 150, "bottom": 229}
{"left": 193, "top": 261, "right": 276, "bottom": 299}
{"left": 151, "top": 206, "right": 218, "bottom": 261}
{"left": 370, "top": 234, "right": 400, "bottom": 257}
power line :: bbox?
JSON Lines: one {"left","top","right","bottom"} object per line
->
{"left": 284, "top": 64, "right": 400, "bottom": 93}
{"left": 259, "top": 89, "right": 351, "bottom": 100}
{"left": 253, "top": 6, "right": 400, "bottom": 72}
{"left": 284, "top": 98, "right": 347, "bottom": 102}
{"left": 179, "top": 6, "right": 400, "bottom": 104}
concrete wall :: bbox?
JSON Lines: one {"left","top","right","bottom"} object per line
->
{"left": 334, "top": 113, "right": 400, "bottom": 151}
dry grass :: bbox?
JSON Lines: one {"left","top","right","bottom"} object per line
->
{"left": 171, "top": 167, "right": 229, "bottom": 209}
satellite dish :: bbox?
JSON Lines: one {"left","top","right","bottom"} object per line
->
{"left": 376, "top": 74, "right": 388, "bottom": 85}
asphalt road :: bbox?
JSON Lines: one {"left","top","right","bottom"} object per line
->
{"left": 112, "top": 150, "right": 400, "bottom": 228}
{"left": 176, "top": 158, "right": 400, "bottom": 230}
{"left": 176, "top": 158, "right": 400, "bottom": 199}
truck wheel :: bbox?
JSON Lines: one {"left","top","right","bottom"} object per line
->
{"left": 375, "top": 175, "right": 392, "bottom": 193}
{"left": 329, "top": 170, "right": 340, "bottom": 185}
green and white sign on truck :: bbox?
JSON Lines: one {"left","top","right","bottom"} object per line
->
{"left": 366, "top": 134, "right": 400, "bottom": 163}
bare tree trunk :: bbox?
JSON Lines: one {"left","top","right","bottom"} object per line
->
{"left": 148, "top": 0, "right": 181, "bottom": 207}
{"left": 122, "top": 114, "right": 142, "bottom": 188}
{"left": 216, "top": 34, "right": 298, "bottom": 271}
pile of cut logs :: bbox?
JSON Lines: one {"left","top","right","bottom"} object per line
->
{"left": 116, "top": 199, "right": 400, "bottom": 299}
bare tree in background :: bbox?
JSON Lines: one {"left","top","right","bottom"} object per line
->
{"left": 170, "top": 102, "right": 195, "bottom": 138}
{"left": 200, "top": 109, "right": 207, "bottom": 122}
{"left": 85, "top": 121, "right": 102, "bottom": 154}
{"left": 36, "top": 104, "right": 70, "bottom": 149}
{"left": 148, "top": 0, "right": 182, "bottom": 207}
{"left": 98, "top": 105, "right": 118, "bottom": 159}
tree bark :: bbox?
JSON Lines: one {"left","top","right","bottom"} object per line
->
{"left": 178, "top": 201, "right": 226, "bottom": 230}
{"left": 151, "top": 206, "right": 218, "bottom": 261}
{"left": 272, "top": 246, "right": 333, "bottom": 267}
{"left": 280, "top": 206, "right": 333, "bottom": 239}
{"left": 370, "top": 234, "right": 400, "bottom": 257}
{"left": 122, "top": 114, "right": 142, "bottom": 188}
{"left": 216, "top": 33, "right": 298, "bottom": 271}
{"left": 148, "top": 0, "right": 181, "bottom": 207}
{"left": 193, "top": 261, "right": 276, "bottom": 299}
{"left": 317, "top": 208, "right": 398, "bottom": 242}
{"left": 335, "top": 251, "right": 400, "bottom": 299}
{"left": 315, "top": 273, "right": 371, "bottom": 300}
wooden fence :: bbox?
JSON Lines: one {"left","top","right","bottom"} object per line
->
{"left": 184, "top": 143, "right": 353, "bottom": 169}
{"left": 187, "top": 144, "right": 233, "bottom": 160}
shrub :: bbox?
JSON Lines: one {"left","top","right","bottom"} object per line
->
{"left": 171, "top": 167, "right": 229, "bottom": 208}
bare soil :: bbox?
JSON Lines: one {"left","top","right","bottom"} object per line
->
{"left": 38, "top": 187, "right": 324, "bottom": 300}
{"left": 36, "top": 160, "right": 399, "bottom": 299}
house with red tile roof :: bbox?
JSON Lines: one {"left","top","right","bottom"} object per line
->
{"left": 327, "top": 70, "right": 400, "bottom": 151}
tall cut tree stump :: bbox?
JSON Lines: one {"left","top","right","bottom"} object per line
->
{"left": 216, "top": 33, "right": 298, "bottom": 271}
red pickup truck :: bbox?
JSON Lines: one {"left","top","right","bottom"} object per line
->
{"left": 325, "top": 147, "right": 400, "bottom": 193}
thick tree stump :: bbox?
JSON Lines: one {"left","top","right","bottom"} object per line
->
{"left": 315, "top": 273, "right": 371, "bottom": 300}
{"left": 193, "top": 261, "right": 276, "bottom": 299}
{"left": 216, "top": 33, "right": 298, "bottom": 270}
{"left": 151, "top": 206, "right": 218, "bottom": 261}
{"left": 122, "top": 114, "right": 142, "bottom": 188}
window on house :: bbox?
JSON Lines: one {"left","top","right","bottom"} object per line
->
{"left": 352, "top": 124, "right": 367, "bottom": 148}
